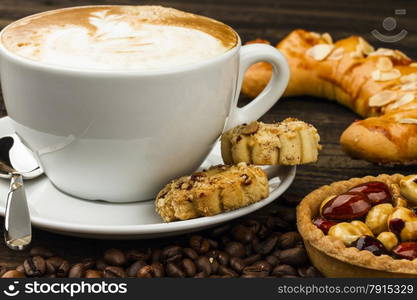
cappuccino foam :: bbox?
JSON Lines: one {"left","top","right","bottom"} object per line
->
{"left": 1, "top": 6, "right": 237, "bottom": 70}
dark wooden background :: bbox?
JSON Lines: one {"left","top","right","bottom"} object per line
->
{"left": 0, "top": 0, "right": 416, "bottom": 266}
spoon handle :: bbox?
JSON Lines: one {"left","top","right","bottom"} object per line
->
{"left": 4, "top": 174, "right": 31, "bottom": 250}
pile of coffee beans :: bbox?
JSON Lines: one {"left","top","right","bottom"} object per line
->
{"left": 0, "top": 195, "right": 321, "bottom": 278}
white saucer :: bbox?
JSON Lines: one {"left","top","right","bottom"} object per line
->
{"left": 0, "top": 117, "right": 296, "bottom": 239}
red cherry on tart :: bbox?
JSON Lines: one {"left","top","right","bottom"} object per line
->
{"left": 321, "top": 192, "right": 371, "bottom": 220}
{"left": 393, "top": 242, "right": 417, "bottom": 260}
{"left": 348, "top": 181, "right": 392, "bottom": 205}
{"left": 312, "top": 217, "right": 337, "bottom": 234}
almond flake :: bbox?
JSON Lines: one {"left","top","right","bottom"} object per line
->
{"left": 307, "top": 44, "right": 334, "bottom": 61}
{"left": 400, "top": 73, "right": 417, "bottom": 83}
{"left": 321, "top": 33, "right": 333, "bottom": 44}
{"left": 372, "top": 69, "right": 401, "bottom": 81}
{"left": 388, "top": 93, "right": 415, "bottom": 109}
{"left": 398, "top": 118, "right": 417, "bottom": 125}
{"left": 395, "top": 50, "right": 410, "bottom": 61}
{"left": 310, "top": 32, "right": 321, "bottom": 39}
{"left": 376, "top": 57, "right": 393, "bottom": 71}
{"left": 368, "top": 90, "right": 398, "bottom": 107}
{"left": 350, "top": 49, "right": 363, "bottom": 59}
{"left": 401, "top": 82, "right": 417, "bottom": 91}
{"left": 327, "top": 47, "right": 344, "bottom": 60}
{"left": 369, "top": 48, "right": 396, "bottom": 57}
{"left": 358, "top": 37, "right": 374, "bottom": 55}
{"left": 410, "top": 63, "right": 417, "bottom": 67}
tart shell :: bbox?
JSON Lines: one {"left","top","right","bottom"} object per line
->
{"left": 297, "top": 174, "right": 417, "bottom": 277}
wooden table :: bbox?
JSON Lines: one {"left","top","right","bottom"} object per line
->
{"left": 0, "top": 0, "right": 416, "bottom": 266}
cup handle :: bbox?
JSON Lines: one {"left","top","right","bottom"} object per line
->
{"left": 225, "top": 44, "right": 290, "bottom": 130}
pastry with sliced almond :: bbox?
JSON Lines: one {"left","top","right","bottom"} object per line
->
{"left": 155, "top": 163, "right": 268, "bottom": 222}
{"left": 221, "top": 118, "right": 321, "bottom": 165}
{"left": 242, "top": 30, "right": 417, "bottom": 165}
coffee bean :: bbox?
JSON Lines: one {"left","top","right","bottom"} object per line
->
{"left": 218, "top": 265, "right": 238, "bottom": 277}
{"left": 162, "top": 246, "right": 183, "bottom": 263}
{"left": 30, "top": 246, "right": 54, "bottom": 258}
{"left": 243, "top": 254, "right": 261, "bottom": 266}
{"left": 16, "top": 264, "right": 25, "bottom": 274}
{"left": 180, "top": 258, "right": 196, "bottom": 277}
{"left": 253, "top": 235, "right": 278, "bottom": 255}
{"left": 277, "top": 232, "right": 301, "bottom": 249}
{"left": 282, "top": 194, "right": 301, "bottom": 207}
{"left": 207, "top": 238, "right": 219, "bottom": 249}
{"left": 190, "top": 235, "right": 210, "bottom": 254}
{"left": 278, "top": 248, "right": 308, "bottom": 266}
{"left": 183, "top": 248, "right": 199, "bottom": 260}
{"left": 166, "top": 263, "right": 185, "bottom": 278}
{"left": 245, "top": 244, "right": 253, "bottom": 257}
{"left": 82, "top": 258, "right": 96, "bottom": 269}
{"left": 265, "top": 255, "right": 279, "bottom": 267}
{"left": 95, "top": 259, "right": 107, "bottom": 271}
{"left": 210, "top": 223, "right": 231, "bottom": 237}
{"left": 126, "top": 249, "right": 151, "bottom": 262}
{"left": 251, "top": 261, "right": 271, "bottom": 273}
{"left": 150, "top": 262, "right": 165, "bottom": 277}
{"left": 24, "top": 256, "right": 46, "bottom": 277}
{"left": 242, "top": 265, "right": 269, "bottom": 277}
{"left": 229, "top": 257, "right": 246, "bottom": 273}
{"left": 196, "top": 256, "right": 212, "bottom": 275}
{"left": 266, "top": 216, "right": 289, "bottom": 231}
{"left": 208, "top": 250, "right": 230, "bottom": 266}
{"left": 104, "top": 266, "right": 126, "bottom": 278}
{"left": 298, "top": 266, "right": 322, "bottom": 278}
{"left": 0, "top": 266, "right": 7, "bottom": 277}
{"left": 68, "top": 263, "right": 85, "bottom": 278}
{"left": 244, "top": 219, "right": 261, "bottom": 235}
{"left": 257, "top": 225, "right": 271, "bottom": 239}
{"left": 282, "top": 275, "right": 299, "bottom": 278}
{"left": 2, "top": 270, "right": 25, "bottom": 278}
{"left": 209, "top": 258, "right": 219, "bottom": 274}
{"left": 104, "top": 248, "right": 127, "bottom": 266}
{"left": 151, "top": 249, "right": 162, "bottom": 263}
{"left": 126, "top": 260, "right": 146, "bottom": 277}
{"left": 85, "top": 270, "right": 102, "bottom": 278}
{"left": 232, "top": 225, "right": 254, "bottom": 244}
{"left": 224, "top": 242, "right": 245, "bottom": 258}
{"left": 45, "top": 273, "right": 57, "bottom": 278}
{"left": 193, "top": 271, "right": 207, "bottom": 278}
{"left": 45, "top": 257, "right": 70, "bottom": 277}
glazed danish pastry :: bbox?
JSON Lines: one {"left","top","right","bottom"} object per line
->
{"left": 242, "top": 30, "right": 417, "bottom": 165}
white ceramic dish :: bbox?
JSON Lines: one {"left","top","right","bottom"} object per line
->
{"left": 0, "top": 117, "right": 296, "bottom": 239}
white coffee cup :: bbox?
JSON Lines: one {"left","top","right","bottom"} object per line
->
{"left": 0, "top": 7, "right": 289, "bottom": 202}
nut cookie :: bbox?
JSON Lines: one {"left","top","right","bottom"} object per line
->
{"left": 155, "top": 163, "right": 268, "bottom": 222}
{"left": 221, "top": 118, "right": 321, "bottom": 165}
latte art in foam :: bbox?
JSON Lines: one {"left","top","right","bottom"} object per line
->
{"left": 1, "top": 6, "right": 237, "bottom": 70}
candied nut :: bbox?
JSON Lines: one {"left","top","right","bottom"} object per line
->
{"left": 319, "top": 195, "right": 336, "bottom": 215}
{"left": 321, "top": 192, "right": 371, "bottom": 220}
{"left": 368, "top": 90, "right": 398, "bottom": 107}
{"left": 328, "top": 221, "right": 373, "bottom": 246}
{"left": 351, "top": 235, "right": 387, "bottom": 256}
{"left": 390, "top": 183, "right": 408, "bottom": 207}
{"left": 410, "top": 63, "right": 417, "bottom": 68}
{"left": 376, "top": 57, "right": 393, "bottom": 71}
{"left": 400, "top": 175, "right": 417, "bottom": 205}
{"left": 312, "top": 217, "right": 338, "bottom": 234}
{"left": 377, "top": 231, "right": 398, "bottom": 251}
{"left": 388, "top": 207, "right": 417, "bottom": 241}
{"left": 241, "top": 121, "right": 259, "bottom": 135}
{"left": 307, "top": 44, "right": 334, "bottom": 61}
{"left": 348, "top": 181, "right": 391, "bottom": 205}
{"left": 393, "top": 242, "right": 417, "bottom": 260}
{"left": 365, "top": 203, "right": 394, "bottom": 235}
